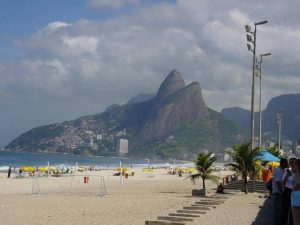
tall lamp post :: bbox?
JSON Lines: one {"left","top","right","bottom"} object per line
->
{"left": 245, "top": 20, "right": 268, "bottom": 150}
{"left": 257, "top": 53, "right": 271, "bottom": 149}
{"left": 145, "top": 159, "right": 149, "bottom": 182}
{"left": 276, "top": 112, "right": 282, "bottom": 151}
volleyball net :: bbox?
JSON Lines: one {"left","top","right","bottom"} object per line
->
{"left": 32, "top": 174, "right": 106, "bottom": 197}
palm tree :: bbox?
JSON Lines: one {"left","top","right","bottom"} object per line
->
{"left": 188, "top": 152, "right": 219, "bottom": 191}
{"left": 266, "top": 146, "right": 281, "bottom": 158}
{"left": 225, "top": 143, "right": 260, "bottom": 194}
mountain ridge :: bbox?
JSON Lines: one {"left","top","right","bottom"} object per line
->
{"left": 221, "top": 93, "right": 300, "bottom": 144}
{"left": 6, "top": 70, "right": 246, "bottom": 159}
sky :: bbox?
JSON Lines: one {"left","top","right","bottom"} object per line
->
{"left": 1, "top": 0, "right": 300, "bottom": 146}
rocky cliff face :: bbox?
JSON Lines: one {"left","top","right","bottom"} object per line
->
{"left": 155, "top": 69, "right": 185, "bottom": 103}
{"left": 131, "top": 71, "right": 208, "bottom": 147}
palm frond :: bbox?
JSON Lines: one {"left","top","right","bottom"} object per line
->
{"left": 186, "top": 173, "right": 201, "bottom": 184}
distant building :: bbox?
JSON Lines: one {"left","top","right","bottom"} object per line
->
{"left": 224, "top": 147, "right": 233, "bottom": 162}
{"left": 92, "top": 143, "right": 98, "bottom": 151}
{"left": 269, "top": 141, "right": 275, "bottom": 148}
{"left": 96, "top": 134, "right": 102, "bottom": 140}
{"left": 116, "top": 139, "right": 128, "bottom": 156}
{"left": 295, "top": 146, "right": 300, "bottom": 157}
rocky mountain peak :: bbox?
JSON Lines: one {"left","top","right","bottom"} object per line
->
{"left": 156, "top": 69, "right": 185, "bottom": 102}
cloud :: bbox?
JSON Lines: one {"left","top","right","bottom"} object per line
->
{"left": 87, "top": 0, "right": 140, "bottom": 9}
{"left": 1, "top": 0, "right": 300, "bottom": 145}
{"left": 38, "top": 21, "right": 71, "bottom": 34}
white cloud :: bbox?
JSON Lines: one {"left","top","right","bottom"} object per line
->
{"left": 38, "top": 21, "right": 71, "bottom": 34}
{"left": 88, "top": 0, "right": 140, "bottom": 9}
{"left": 1, "top": 0, "right": 300, "bottom": 145}
{"left": 62, "top": 36, "right": 99, "bottom": 56}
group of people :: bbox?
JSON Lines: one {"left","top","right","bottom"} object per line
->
{"left": 272, "top": 157, "right": 300, "bottom": 225}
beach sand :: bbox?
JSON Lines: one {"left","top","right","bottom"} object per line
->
{"left": 0, "top": 169, "right": 269, "bottom": 225}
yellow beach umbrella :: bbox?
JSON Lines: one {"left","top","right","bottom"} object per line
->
{"left": 39, "top": 167, "right": 56, "bottom": 172}
{"left": 267, "top": 161, "right": 280, "bottom": 168}
{"left": 187, "top": 167, "right": 197, "bottom": 173}
{"left": 114, "top": 167, "right": 128, "bottom": 172}
{"left": 20, "top": 166, "right": 35, "bottom": 172}
{"left": 142, "top": 168, "right": 154, "bottom": 172}
{"left": 39, "top": 167, "right": 48, "bottom": 172}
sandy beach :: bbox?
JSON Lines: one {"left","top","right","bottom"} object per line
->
{"left": 0, "top": 168, "right": 269, "bottom": 225}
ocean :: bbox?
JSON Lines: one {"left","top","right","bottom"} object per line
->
{"left": 0, "top": 151, "right": 190, "bottom": 170}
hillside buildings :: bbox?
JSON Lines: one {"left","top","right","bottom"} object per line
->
{"left": 117, "top": 139, "right": 128, "bottom": 156}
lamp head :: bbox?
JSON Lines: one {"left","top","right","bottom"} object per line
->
{"left": 261, "top": 53, "right": 271, "bottom": 57}
{"left": 245, "top": 25, "right": 252, "bottom": 33}
{"left": 247, "top": 43, "right": 252, "bottom": 51}
{"left": 255, "top": 20, "right": 268, "bottom": 26}
{"left": 246, "top": 34, "right": 253, "bottom": 42}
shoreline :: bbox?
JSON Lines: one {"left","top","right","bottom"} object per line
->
{"left": 0, "top": 151, "right": 194, "bottom": 168}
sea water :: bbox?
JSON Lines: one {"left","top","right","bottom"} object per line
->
{"left": 0, "top": 151, "right": 189, "bottom": 169}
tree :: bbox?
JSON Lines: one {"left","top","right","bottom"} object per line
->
{"left": 187, "top": 152, "right": 219, "bottom": 190}
{"left": 225, "top": 143, "right": 260, "bottom": 194}
{"left": 266, "top": 146, "right": 281, "bottom": 158}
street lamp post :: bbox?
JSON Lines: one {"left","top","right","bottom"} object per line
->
{"left": 276, "top": 112, "right": 282, "bottom": 151}
{"left": 257, "top": 53, "right": 271, "bottom": 149}
{"left": 145, "top": 159, "right": 149, "bottom": 182}
{"left": 246, "top": 21, "right": 268, "bottom": 193}
{"left": 245, "top": 20, "right": 268, "bottom": 151}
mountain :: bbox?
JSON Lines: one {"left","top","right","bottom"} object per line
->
{"left": 263, "top": 94, "right": 300, "bottom": 142}
{"left": 221, "top": 93, "right": 300, "bottom": 143}
{"left": 127, "top": 94, "right": 155, "bottom": 104}
{"left": 220, "top": 107, "right": 250, "bottom": 128}
{"left": 6, "top": 70, "right": 245, "bottom": 159}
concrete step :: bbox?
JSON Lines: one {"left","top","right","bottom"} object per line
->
{"left": 202, "top": 196, "right": 228, "bottom": 199}
{"left": 157, "top": 216, "right": 194, "bottom": 222}
{"left": 177, "top": 210, "right": 206, "bottom": 214}
{"left": 169, "top": 213, "right": 200, "bottom": 218}
{"left": 196, "top": 199, "right": 225, "bottom": 203}
{"left": 183, "top": 206, "right": 212, "bottom": 210}
{"left": 195, "top": 201, "right": 221, "bottom": 205}
{"left": 191, "top": 204, "right": 216, "bottom": 208}
{"left": 145, "top": 220, "right": 186, "bottom": 225}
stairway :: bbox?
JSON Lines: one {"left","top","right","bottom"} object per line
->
{"left": 224, "top": 179, "right": 267, "bottom": 193}
{"left": 145, "top": 193, "right": 233, "bottom": 225}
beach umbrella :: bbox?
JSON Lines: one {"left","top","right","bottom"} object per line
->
{"left": 39, "top": 167, "right": 48, "bottom": 172}
{"left": 114, "top": 167, "right": 128, "bottom": 172}
{"left": 255, "top": 149, "right": 280, "bottom": 162}
{"left": 39, "top": 167, "right": 56, "bottom": 172}
{"left": 266, "top": 161, "right": 280, "bottom": 167}
{"left": 142, "top": 168, "right": 154, "bottom": 172}
{"left": 20, "top": 166, "right": 35, "bottom": 172}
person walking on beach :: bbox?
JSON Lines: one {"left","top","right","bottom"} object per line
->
{"left": 272, "top": 158, "right": 288, "bottom": 225}
{"left": 282, "top": 158, "right": 297, "bottom": 225}
{"left": 7, "top": 166, "right": 11, "bottom": 178}
{"left": 291, "top": 159, "right": 300, "bottom": 225}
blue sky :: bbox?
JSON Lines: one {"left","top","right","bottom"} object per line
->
{"left": 0, "top": 0, "right": 300, "bottom": 146}
{"left": 0, "top": 0, "right": 176, "bottom": 36}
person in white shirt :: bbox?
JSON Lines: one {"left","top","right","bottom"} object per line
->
{"left": 272, "top": 158, "right": 289, "bottom": 225}
{"left": 282, "top": 157, "right": 297, "bottom": 225}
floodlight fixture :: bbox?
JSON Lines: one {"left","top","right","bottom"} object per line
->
{"left": 247, "top": 43, "right": 252, "bottom": 51}
{"left": 246, "top": 34, "right": 253, "bottom": 42}
{"left": 255, "top": 20, "right": 268, "bottom": 26}
{"left": 245, "top": 25, "right": 252, "bottom": 33}
{"left": 261, "top": 53, "right": 271, "bottom": 57}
